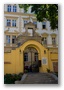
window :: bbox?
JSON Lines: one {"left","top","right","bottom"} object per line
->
{"left": 7, "top": 19, "right": 11, "bottom": 26}
{"left": 33, "top": 21, "right": 37, "bottom": 28}
{"left": 42, "top": 37, "right": 47, "bottom": 45}
{"left": 12, "top": 36, "right": 16, "bottom": 44}
{"left": 24, "top": 53, "right": 28, "bottom": 61}
{"left": 7, "top": 5, "right": 11, "bottom": 12}
{"left": 34, "top": 53, "right": 38, "bottom": 61}
{"left": 52, "top": 37, "right": 56, "bottom": 45}
{"left": 6, "top": 35, "right": 10, "bottom": 43}
{"left": 24, "top": 20, "right": 28, "bottom": 27}
{"left": 12, "top": 20, "right": 16, "bottom": 27}
{"left": 53, "top": 62, "right": 58, "bottom": 72}
{"left": 13, "top": 5, "right": 17, "bottom": 12}
{"left": 42, "top": 22, "right": 46, "bottom": 29}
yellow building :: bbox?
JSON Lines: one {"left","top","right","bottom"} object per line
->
{"left": 4, "top": 4, "right": 58, "bottom": 74}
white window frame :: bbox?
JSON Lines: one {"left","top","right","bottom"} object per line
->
{"left": 12, "top": 20, "right": 16, "bottom": 27}
{"left": 7, "top": 19, "right": 11, "bottom": 26}
{"left": 7, "top": 5, "right": 11, "bottom": 12}
{"left": 13, "top": 5, "right": 17, "bottom": 12}
{"left": 6, "top": 35, "right": 10, "bottom": 44}
{"left": 24, "top": 20, "right": 28, "bottom": 27}
{"left": 33, "top": 21, "right": 37, "bottom": 28}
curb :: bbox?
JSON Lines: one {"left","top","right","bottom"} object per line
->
{"left": 15, "top": 74, "right": 27, "bottom": 84}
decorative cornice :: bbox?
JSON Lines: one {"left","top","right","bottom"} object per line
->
{"left": 4, "top": 11, "right": 35, "bottom": 17}
{"left": 5, "top": 16, "right": 18, "bottom": 19}
{"left": 50, "top": 33, "right": 57, "bottom": 37}
{"left": 4, "top": 30, "right": 19, "bottom": 35}
{"left": 41, "top": 33, "right": 48, "bottom": 37}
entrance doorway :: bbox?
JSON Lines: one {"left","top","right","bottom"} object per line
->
{"left": 24, "top": 47, "right": 39, "bottom": 72}
{"left": 53, "top": 62, "right": 58, "bottom": 72}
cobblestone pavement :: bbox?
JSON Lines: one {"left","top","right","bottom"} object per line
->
{"left": 21, "top": 73, "right": 58, "bottom": 84}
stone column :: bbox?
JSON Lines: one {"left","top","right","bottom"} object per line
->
{"left": 32, "top": 52, "right": 34, "bottom": 61}
{"left": 11, "top": 4, "right": 13, "bottom": 12}
{"left": 4, "top": 34, "right": 6, "bottom": 46}
{"left": 19, "top": 16, "right": 22, "bottom": 33}
{"left": 17, "top": 4, "right": 19, "bottom": 12}
{"left": 4, "top": 4, "right": 7, "bottom": 12}
{"left": 47, "top": 35, "right": 52, "bottom": 45}
{"left": 10, "top": 35, "right": 12, "bottom": 46}
{"left": 56, "top": 35, "right": 58, "bottom": 45}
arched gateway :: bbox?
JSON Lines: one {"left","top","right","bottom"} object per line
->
{"left": 19, "top": 40, "right": 47, "bottom": 73}
{"left": 24, "top": 46, "right": 39, "bottom": 72}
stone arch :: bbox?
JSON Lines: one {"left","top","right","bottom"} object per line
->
{"left": 20, "top": 40, "right": 43, "bottom": 60}
{"left": 22, "top": 41, "right": 41, "bottom": 72}
{"left": 19, "top": 40, "right": 48, "bottom": 72}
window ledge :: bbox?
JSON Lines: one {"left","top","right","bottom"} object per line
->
{"left": 6, "top": 26, "right": 18, "bottom": 28}
{"left": 42, "top": 28, "right": 47, "bottom": 30}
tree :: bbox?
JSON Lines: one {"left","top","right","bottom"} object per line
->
{"left": 19, "top": 4, "right": 58, "bottom": 30}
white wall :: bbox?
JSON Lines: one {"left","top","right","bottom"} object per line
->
{"left": 4, "top": 4, "right": 7, "bottom": 11}
{"left": 47, "top": 35, "right": 52, "bottom": 45}
{"left": 4, "top": 4, "right": 58, "bottom": 46}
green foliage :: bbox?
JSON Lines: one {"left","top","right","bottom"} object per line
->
{"left": 46, "top": 68, "right": 50, "bottom": 73}
{"left": 19, "top": 4, "right": 31, "bottom": 12}
{"left": 4, "top": 73, "right": 23, "bottom": 84}
{"left": 19, "top": 4, "right": 58, "bottom": 29}
{"left": 54, "top": 72, "right": 58, "bottom": 77}
{"left": 24, "top": 69, "right": 28, "bottom": 73}
{"left": 4, "top": 74, "right": 15, "bottom": 84}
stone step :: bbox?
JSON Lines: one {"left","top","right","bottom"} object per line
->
{"left": 15, "top": 73, "right": 58, "bottom": 84}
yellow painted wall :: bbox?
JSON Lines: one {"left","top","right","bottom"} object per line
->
{"left": 48, "top": 50, "right": 58, "bottom": 72}
{"left": 4, "top": 40, "right": 58, "bottom": 74}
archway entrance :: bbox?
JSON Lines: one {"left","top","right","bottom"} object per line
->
{"left": 24, "top": 47, "right": 39, "bottom": 73}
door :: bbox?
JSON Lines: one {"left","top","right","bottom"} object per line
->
{"left": 53, "top": 62, "right": 58, "bottom": 72}
{"left": 24, "top": 47, "right": 39, "bottom": 72}
{"left": 32, "top": 53, "right": 39, "bottom": 72}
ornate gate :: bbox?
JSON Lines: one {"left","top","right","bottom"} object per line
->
{"left": 24, "top": 47, "right": 39, "bottom": 72}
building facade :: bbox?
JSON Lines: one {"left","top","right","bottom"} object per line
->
{"left": 4, "top": 4, "right": 58, "bottom": 74}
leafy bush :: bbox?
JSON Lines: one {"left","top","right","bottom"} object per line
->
{"left": 55, "top": 72, "right": 58, "bottom": 77}
{"left": 24, "top": 69, "right": 28, "bottom": 73}
{"left": 4, "top": 74, "right": 15, "bottom": 84}
{"left": 4, "top": 73, "right": 23, "bottom": 84}
{"left": 47, "top": 68, "right": 50, "bottom": 73}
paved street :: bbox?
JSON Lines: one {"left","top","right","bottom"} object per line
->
{"left": 16, "top": 73, "right": 58, "bottom": 84}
